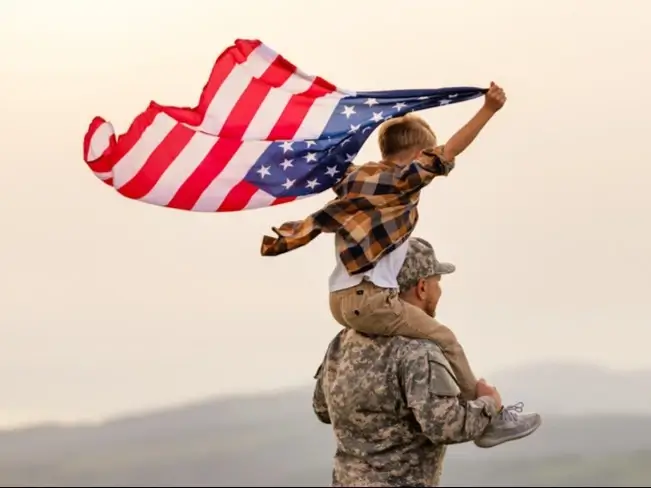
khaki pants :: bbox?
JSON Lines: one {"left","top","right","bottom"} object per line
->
{"left": 329, "top": 280, "right": 477, "bottom": 400}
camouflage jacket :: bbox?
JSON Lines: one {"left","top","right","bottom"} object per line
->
{"left": 313, "top": 329, "right": 499, "bottom": 487}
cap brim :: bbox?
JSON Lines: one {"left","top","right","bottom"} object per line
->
{"left": 434, "top": 262, "right": 456, "bottom": 275}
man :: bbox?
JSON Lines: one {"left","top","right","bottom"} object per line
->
{"left": 312, "top": 237, "right": 540, "bottom": 487}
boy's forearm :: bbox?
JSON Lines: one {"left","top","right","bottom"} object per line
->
{"left": 442, "top": 106, "right": 497, "bottom": 161}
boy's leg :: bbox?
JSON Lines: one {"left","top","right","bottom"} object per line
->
{"left": 330, "top": 281, "right": 477, "bottom": 400}
{"left": 329, "top": 281, "right": 396, "bottom": 330}
{"left": 329, "top": 289, "right": 350, "bottom": 328}
{"left": 399, "top": 301, "right": 478, "bottom": 401}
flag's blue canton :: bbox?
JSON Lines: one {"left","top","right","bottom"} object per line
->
{"left": 244, "top": 86, "right": 486, "bottom": 198}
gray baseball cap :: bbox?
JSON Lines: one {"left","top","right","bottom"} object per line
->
{"left": 396, "top": 237, "right": 455, "bottom": 294}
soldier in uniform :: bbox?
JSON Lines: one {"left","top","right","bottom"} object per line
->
{"left": 312, "top": 237, "right": 539, "bottom": 487}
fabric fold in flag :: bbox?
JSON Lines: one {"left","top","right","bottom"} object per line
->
{"left": 83, "top": 38, "right": 487, "bottom": 212}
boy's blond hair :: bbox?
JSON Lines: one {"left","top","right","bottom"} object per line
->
{"left": 377, "top": 114, "right": 437, "bottom": 158}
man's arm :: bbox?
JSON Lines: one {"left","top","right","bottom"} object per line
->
{"left": 441, "top": 82, "right": 506, "bottom": 161}
{"left": 400, "top": 347, "right": 499, "bottom": 444}
{"left": 312, "top": 361, "right": 331, "bottom": 424}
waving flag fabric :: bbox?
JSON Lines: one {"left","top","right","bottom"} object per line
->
{"left": 83, "top": 39, "right": 486, "bottom": 212}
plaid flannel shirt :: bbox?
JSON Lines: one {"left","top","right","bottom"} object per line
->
{"left": 260, "top": 146, "right": 455, "bottom": 275}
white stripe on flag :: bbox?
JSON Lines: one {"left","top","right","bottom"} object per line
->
{"left": 244, "top": 189, "right": 276, "bottom": 209}
{"left": 112, "top": 113, "right": 178, "bottom": 189}
{"left": 243, "top": 74, "right": 314, "bottom": 139}
{"left": 293, "top": 92, "right": 345, "bottom": 140}
{"left": 199, "top": 44, "right": 278, "bottom": 135}
{"left": 86, "top": 122, "right": 115, "bottom": 162}
{"left": 191, "top": 140, "right": 272, "bottom": 211}
{"left": 140, "top": 130, "right": 218, "bottom": 206}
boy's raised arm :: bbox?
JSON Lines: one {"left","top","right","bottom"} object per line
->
{"left": 442, "top": 82, "right": 506, "bottom": 161}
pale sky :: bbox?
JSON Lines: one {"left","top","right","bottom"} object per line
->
{"left": 1, "top": 0, "right": 650, "bottom": 427}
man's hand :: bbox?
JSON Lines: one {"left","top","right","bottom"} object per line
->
{"left": 475, "top": 378, "right": 502, "bottom": 409}
{"left": 483, "top": 82, "right": 507, "bottom": 113}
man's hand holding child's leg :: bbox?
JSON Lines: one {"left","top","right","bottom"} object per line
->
{"left": 473, "top": 376, "right": 542, "bottom": 449}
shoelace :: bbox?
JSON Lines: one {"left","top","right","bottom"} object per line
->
{"left": 499, "top": 401, "right": 524, "bottom": 421}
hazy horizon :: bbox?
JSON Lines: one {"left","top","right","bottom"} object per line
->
{"left": 3, "top": 359, "right": 649, "bottom": 429}
{"left": 2, "top": 0, "right": 651, "bottom": 429}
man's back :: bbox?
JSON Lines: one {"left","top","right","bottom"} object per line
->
{"left": 313, "top": 329, "right": 463, "bottom": 487}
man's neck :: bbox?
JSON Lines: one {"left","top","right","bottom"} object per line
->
{"left": 399, "top": 293, "right": 420, "bottom": 309}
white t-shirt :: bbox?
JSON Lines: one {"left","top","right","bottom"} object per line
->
{"left": 328, "top": 238, "right": 409, "bottom": 292}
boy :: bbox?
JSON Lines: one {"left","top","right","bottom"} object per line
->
{"left": 262, "top": 83, "right": 541, "bottom": 448}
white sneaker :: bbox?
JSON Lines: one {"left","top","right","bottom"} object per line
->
{"left": 474, "top": 402, "right": 542, "bottom": 449}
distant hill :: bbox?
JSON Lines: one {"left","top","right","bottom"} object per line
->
{"left": 2, "top": 363, "right": 651, "bottom": 486}
{"left": 491, "top": 362, "right": 651, "bottom": 415}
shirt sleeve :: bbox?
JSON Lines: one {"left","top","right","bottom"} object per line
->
{"left": 400, "top": 347, "right": 498, "bottom": 444}
{"left": 394, "top": 145, "right": 456, "bottom": 193}
{"left": 312, "top": 361, "right": 331, "bottom": 425}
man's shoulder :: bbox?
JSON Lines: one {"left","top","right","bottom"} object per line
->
{"left": 324, "top": 330, "right": 449, "bottom": 358}
{"left": 322, "top": 331, "right": 461, "bottom": 396}
{"left": 393, "top": 336, "right": 461, "bottom": 396}
{"left": 333, "top": 330, "right": 449, "bottom": 364}
{"left": 391, "top": 335, "right": 449, "bottom": 361}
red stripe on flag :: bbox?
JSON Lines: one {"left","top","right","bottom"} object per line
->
{"left": 118, "top": 123, "right": 195, "bottom": 200}
{"left": 271, "top": 196, "right": 297, "bottom": 206}
{"left": 217, "top": 180, "right": 259, "bottom": 211}
{"left": 311, "top": 76, "right": 338, "bottom": 93}
{"left": 268, "top": 79, "right": 335, "bottom": 140}
{"left": 166, "top": 55, "right": 295, "bottom": 210}
{"left": 85, "top": 108, "right": 159, "bottom": 175}
{"left": 165, "top": 137, "right": 243, "bottom": 210}
{"left": 219, "top": 59, "right": 295, "bottom": 139}
{"left": 196, "top": 39, "right": 261, "bottom": 115}
{"left": 83, "top": 117, "right": 113, "bottom": 162}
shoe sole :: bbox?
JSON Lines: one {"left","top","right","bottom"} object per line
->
{"left": 474, "top": 416, "right": 543, "bottom": 449}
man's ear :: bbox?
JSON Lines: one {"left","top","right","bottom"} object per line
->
{"left": 415, "top": 278, "right": 427, "bottom": 300}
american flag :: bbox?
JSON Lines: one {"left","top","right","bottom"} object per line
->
{"left": 83, "top": 39, "right": 486, "bottom": 212}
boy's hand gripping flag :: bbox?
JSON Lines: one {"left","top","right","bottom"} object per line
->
{"left": 83, "top": 39, "right": 486, "bottom": 212}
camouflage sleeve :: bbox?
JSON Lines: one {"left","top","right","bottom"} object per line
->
{"left": 395, "top": 145, "right": 455, "bottom": 193}
{"left": 400, "top": 348, "right": 498, "bottom": 444}
{"left": 312, "top": 361, "right": 331, "bottom": 424}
